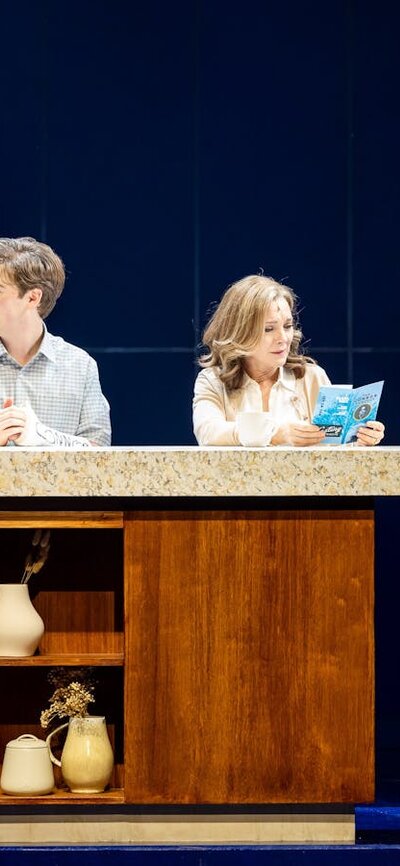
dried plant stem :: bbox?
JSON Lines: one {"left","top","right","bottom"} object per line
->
{"left": 21, "top": 529, "right": 51, "bottom": 584}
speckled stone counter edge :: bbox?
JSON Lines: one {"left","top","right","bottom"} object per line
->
{"left": 0, "top": 446, "right": 398, "bottom": 497}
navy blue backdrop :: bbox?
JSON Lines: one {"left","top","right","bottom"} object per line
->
{"left": 1, "top": 0, "right": 399, "bottom": 801}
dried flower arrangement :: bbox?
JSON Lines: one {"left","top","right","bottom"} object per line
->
{"left": 22, "top": 530, "right": 51, "bottom": 584}
{"left": 40, "top": 668, "right": 96, "bottom": 729}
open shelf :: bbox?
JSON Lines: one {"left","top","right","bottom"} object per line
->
{"left": 0, "top": 515, "right": 125, "bottom": 806}
{"left": 0, "top": 788, "right": 125, "bottom": 805}
{"left": 0, "top": 653, "right": 124, "bottom": 667}
{"left": 0, "top": 512, "right": 123, "bottom": 529}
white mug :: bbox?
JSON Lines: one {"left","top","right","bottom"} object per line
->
{"left": 236, "top": 412, "right": 275, "bottom": 447}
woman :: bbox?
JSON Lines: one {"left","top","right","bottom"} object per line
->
{"left": 193, "top": 274, "right": 385, "bottom": 447}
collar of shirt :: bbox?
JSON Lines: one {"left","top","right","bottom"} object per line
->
{"left": 0, "top": 323, "right": 56, "bottom": 364}
{"left": 241, "top": 365, "right": 296, "bottom": 393}
{"left": 37, "top": 324, "right": 56, "bottom": 362}
{"left": 0, "top": 340, "right": 9, "bottom": 359}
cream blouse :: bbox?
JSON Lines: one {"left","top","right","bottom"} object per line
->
{"left": 193, "top": 363, "right": 331, "bottom": 446}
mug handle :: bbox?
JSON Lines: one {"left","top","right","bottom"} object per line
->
{"left": 46, "top": 722, "right": 68, "bottom": 767}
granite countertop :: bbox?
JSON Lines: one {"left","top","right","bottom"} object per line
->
{"left": 0, "top": 445, "right": 399, "bottom": 497}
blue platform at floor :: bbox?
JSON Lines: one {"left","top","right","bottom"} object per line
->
{"left": 356, "top": 802, "right": 400, "bottom": 843}
{"left": 357, "top": 806, "right": 400, "bottom": 831}
{"left": 2, "top": 847, "right": 400, "bottom": 865}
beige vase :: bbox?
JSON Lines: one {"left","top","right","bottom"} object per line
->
{"left": 0, "top": 584, "right": 44, "bottom": 657}
{"left": 46, "top": 715, "right": 114, "bottom": 793}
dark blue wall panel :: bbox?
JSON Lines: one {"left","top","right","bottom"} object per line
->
{"left": 97, "top": 352, "right": 195, "bottom": 445}
{"left": 1, "top": 4, "right": 43, "bottom": 238}
{"left": 353, "top": 0, "right": 400, "bottom": 347}
{"left": 354, "top": 354, "right": 397, "bottom": 445}
{"left": 1, "top": 0, "right": 398, "bottom": 446}
{"left": 198, "top": 1, "right": 348, "bottom": 349}
{"left": 44, "top": 0, "right": 195, "bottom": 349}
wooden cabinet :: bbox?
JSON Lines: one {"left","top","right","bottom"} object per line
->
{"left": 0, "top": 503, "right": 375, "bottom": 806}
{"left": 123, "top": 506, "right": 375, "bottom": 805}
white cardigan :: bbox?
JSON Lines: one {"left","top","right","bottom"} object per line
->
{"left": 193, "top": 363, "right": 331, "bottom": 446}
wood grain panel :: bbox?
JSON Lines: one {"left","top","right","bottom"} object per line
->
{"left": 0, "top": 512, "right": 123, "bottom": 528}
{"left": 26, "top": 528, "right": 123, "bottom": 656}
{"left": 35, "top": 593, "right": 122, "bottom": 654}
{"left": 124, "top": 509, "right": 374, "bottom": 804}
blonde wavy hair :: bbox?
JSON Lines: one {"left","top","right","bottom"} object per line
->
{"left": 199, "top": 274, "right": 314, "bottom": 391}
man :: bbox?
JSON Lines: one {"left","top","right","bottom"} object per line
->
{"left": 0, "top": 237, "right": 111, "bottom": 447}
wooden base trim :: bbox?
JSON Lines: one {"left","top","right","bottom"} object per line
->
{"left": 0, "top": 813, "right": 354, "bottom": 845}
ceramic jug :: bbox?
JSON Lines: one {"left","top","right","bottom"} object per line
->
{"left": 0, "top": 584, "right": 44, "bottom": 657}
{"left": 1, "top": 734, "right": 55, "bottom": 796}
{"left": 46, "top": 715, "right": 114, "bottom": 793}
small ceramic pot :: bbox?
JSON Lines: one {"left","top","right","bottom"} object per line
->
{"left": 1, "top": 734, "right": 55, "bottom": 796}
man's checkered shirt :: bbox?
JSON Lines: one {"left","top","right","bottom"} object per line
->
{"left": 0, "top": 325, "right": 111, "bottom": 445}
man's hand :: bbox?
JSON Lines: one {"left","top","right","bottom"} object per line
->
{"left": 13, "top": 404, "right": 92, "bottom": 448}
{"left": 0, "top": 398, "right": 27, "bottom": 446}
{"left": 271, "top": 422, "right": 326, "bottom": 447}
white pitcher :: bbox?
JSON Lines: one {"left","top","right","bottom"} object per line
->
{"left": 46, "top": 715, "right": 114, "bottom": 793}
{"left": 0, "top": 584, "right": 44, "bottom": 657}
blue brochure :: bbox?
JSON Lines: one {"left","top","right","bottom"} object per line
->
{"left": 312, "top": 381, "right": 384, "bottom": 444}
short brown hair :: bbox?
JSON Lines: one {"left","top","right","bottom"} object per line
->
{"left": 0, "top": 237, "right": 65, "bottom": 319}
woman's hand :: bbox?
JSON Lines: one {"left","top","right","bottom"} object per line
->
{"left": 356, "top": 420, "right": 385, "bottom": 446}
{"left": 271, "top": 422, "right": 326, "bottom": 447}
{"left": 0, "top": 399, "right": 27, "bottom": 446}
